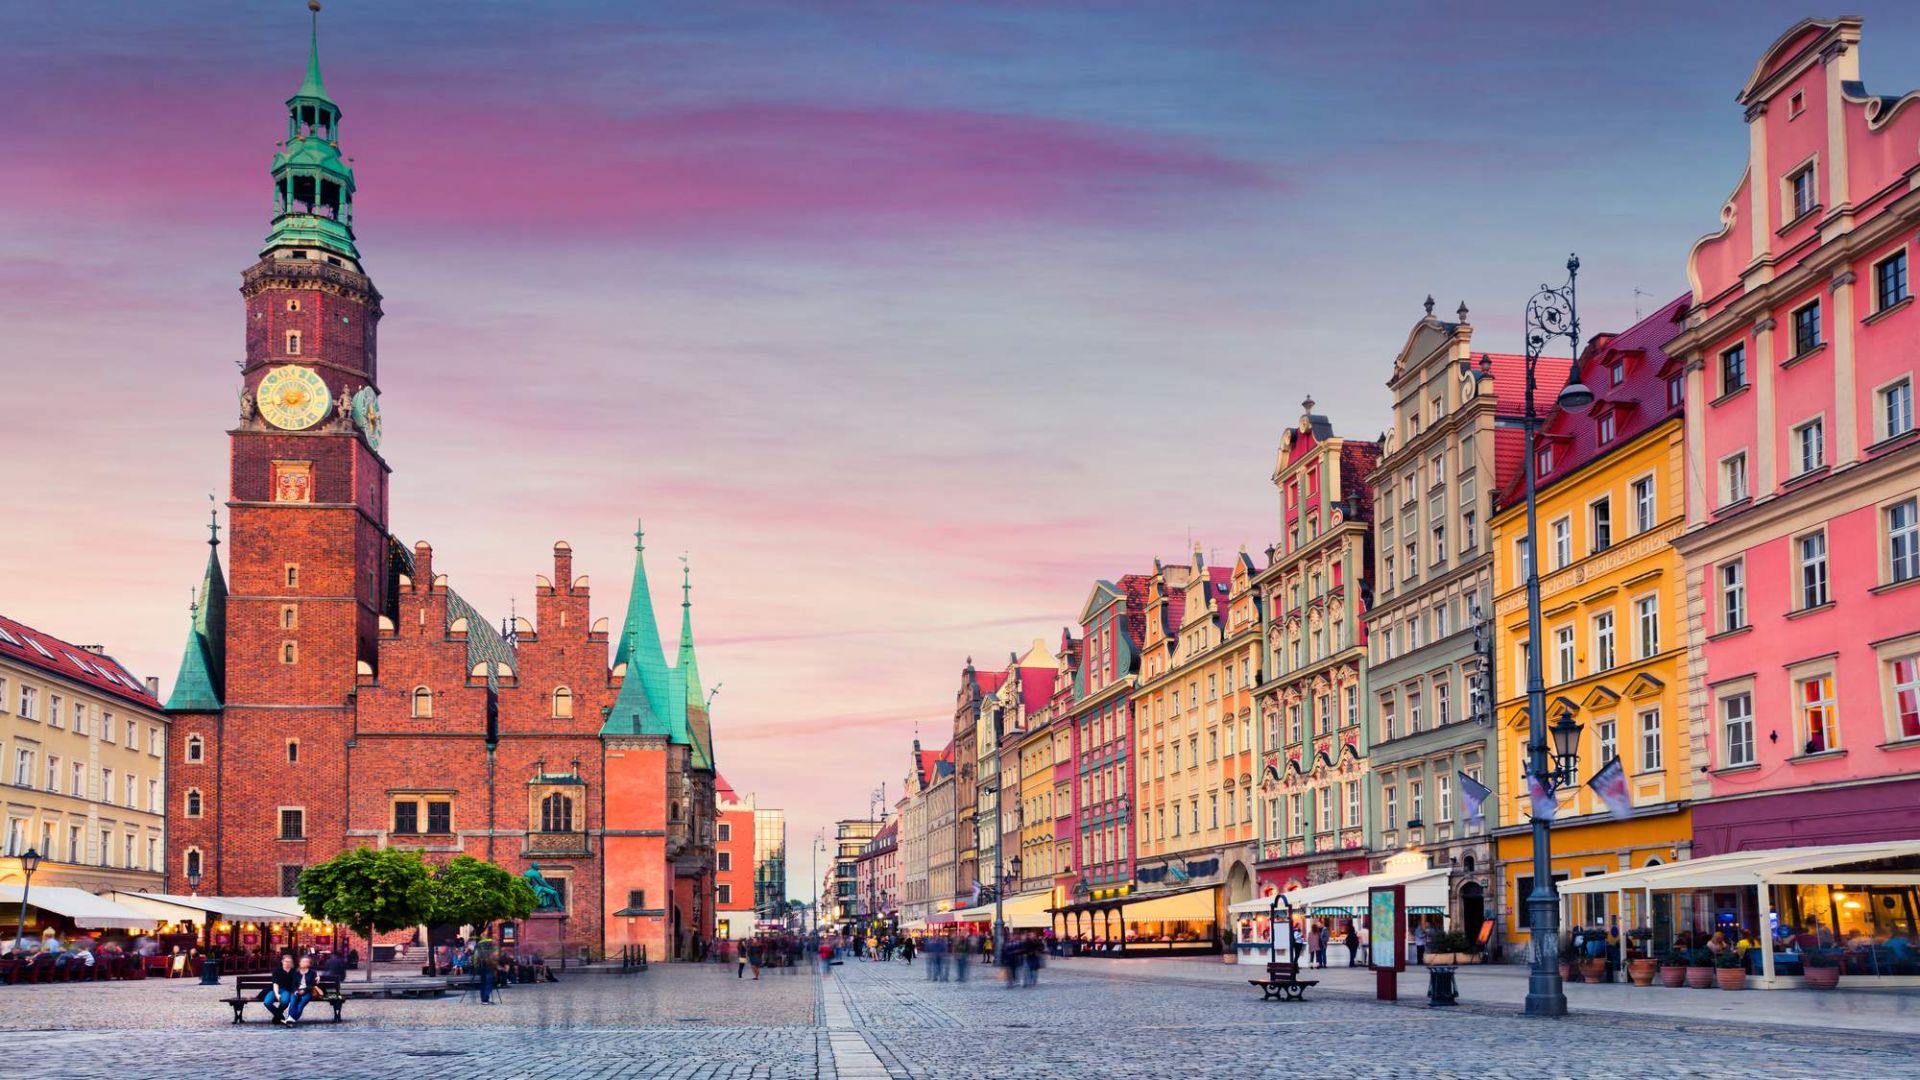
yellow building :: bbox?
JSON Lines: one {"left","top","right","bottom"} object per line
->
{"left": 0, "top": 614, "right": 168, "bottom": 908}
{"left": 1016, "top": 639, "right": 1073, "bottom": 890}
{"left": 1488, "top": 306, "right": 1696, "bottom": 944}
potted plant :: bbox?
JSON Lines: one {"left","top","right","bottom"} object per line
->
{"left": 1426, "top": 929, "right": 1478, "bottom": 965}
{"left": 1558, "top": 939, "right": 1579, "bottom": 982}
{"left": 1802, "top": 946, "right": 1842, "bottom": 990}
{"left": 1657, "top": 948, "right": 1689, "bottom": 988}
{"left": 1714, "top": 949, "right": 1747, "bottom": 990}
{"left": 1685, "top": 947, "right": 1716, "bottom": 989}
{"left": 1221, "top": 928, "right": 1237, "bottom": 964}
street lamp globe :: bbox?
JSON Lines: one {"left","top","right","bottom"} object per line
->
{"left": 20, "top": 847, "right": 41, "bottom": 877}
{"left": 1549, "top": 710, "right": 1584, "bottom": 778}
{"left": 1557, "top": 372, "right": 1595, "bottom": 411}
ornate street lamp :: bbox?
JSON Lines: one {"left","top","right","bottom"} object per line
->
{"left": 1549, "top": 703, "right": 1584, "bottom": 789}
{"left": 15, "top": 847, "right": 43, "bottom": 950}
{"left": 1498, "top": 254, "right": 1593, "bottom": 1017}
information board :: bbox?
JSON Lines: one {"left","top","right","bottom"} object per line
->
{"left": 1369, "top": 884, "right": 1405, "bottom": 972}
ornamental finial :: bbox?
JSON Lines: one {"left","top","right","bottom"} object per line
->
{"left": 1457, "top": 301, "right": 1469, "bottom": 322}
{"left": 1423, "top": 295, "right": 1435, "bottom": 316}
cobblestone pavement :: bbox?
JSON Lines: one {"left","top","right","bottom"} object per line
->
{"left": 0, "top": 958, "right": 1916, "bottom": 1079}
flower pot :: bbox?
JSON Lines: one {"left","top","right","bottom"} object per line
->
{"left": 1628, "top": 958, "right": 1658, "bottom": 986}
{"left": 1803, "top": 965, "right": 1841, "bottom": 990}
{"left": 1581, "top": 958, "right": 1609, "bottom": 983}
{"left": 1715, "top": 966, "right": 1746, "bottom": 990}
{"left": 1658, "top": 964, "right": 1687, "bottom": 988}
{"left": 1558, "top": 961, "right": 1572, "bottom": 981}
{"left": 1685, "top": 965, "right": 1715, "bottom": 989}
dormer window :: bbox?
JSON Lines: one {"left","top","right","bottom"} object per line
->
{"left": 1597, "top": 413, "right": 1616, "bottom": 445}
{"left": 1609, "top": 360, "right": 1625, "bottom": 386}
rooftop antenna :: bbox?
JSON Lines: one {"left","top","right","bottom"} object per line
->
{"left": 1633, "top": 287, "right": 1652, "bottom": 321}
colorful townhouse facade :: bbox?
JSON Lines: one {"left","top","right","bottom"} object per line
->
{"left": 714, "top": 778, "right": 757, "bottom": 940}
{"left": 1058, "top": 576, "right": 1150, "bottom": 908}
{"left": 1365, "top": 302, "right": 1570, "bottom": 933}
{"left": 1014, "top": 632, "right": 1077, "bottom": 898}
{"left": 1132, "top": 549, "right": 1261, "bottom": 933}
{"left": 1488, "top": 296, "right": 1698, "bottom": 942}
{"left": 1671, "top": 16, "right": 1920, "bottom": 856}
{"left": 1255, "top": 402, "right": 1381, "bottom": 893}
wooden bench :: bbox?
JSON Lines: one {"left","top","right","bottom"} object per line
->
{"left": 1248, "top": 960, "right": 1318, "bottom": 1001}
{"left": 222, "top": 974, "right": 346, "bottom": 1024}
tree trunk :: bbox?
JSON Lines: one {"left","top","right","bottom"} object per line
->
{"left": 365, "top": 925, "right": 375, "bottom": 982}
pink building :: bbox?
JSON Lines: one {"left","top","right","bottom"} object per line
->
{"left": 1673, "top": 17, "right": 1920, "bottom": 855}
{"left": 1057, "top": 575, "right": 1152, "bottom": 905}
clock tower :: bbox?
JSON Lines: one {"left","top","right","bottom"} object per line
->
{"left": 217, "top": 0, "right": 389, "bottom": 894}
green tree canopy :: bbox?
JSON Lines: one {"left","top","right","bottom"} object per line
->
{"left": 298, "top": 847, "right": 433, "bottom": 980}
{"left": 427, "top": 855, "right": 537, "bottom": 930}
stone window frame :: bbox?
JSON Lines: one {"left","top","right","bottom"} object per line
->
{"left": 1872, "top": 630, "right": 1920, "bottom": 746}
{"left": 1786, "top": 654, "right": 1841, "bottom": 757}
{"left": 185, "top": 735, "right": 204, "bottom": 763}
{"left": 411, "top": 686, "right": 433, "bottom": 718}
{"left": 1714, "top": 678, "right": 1758, "bottom": 770}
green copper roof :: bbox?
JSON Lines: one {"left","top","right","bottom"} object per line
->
{"left": 603, "top": 522, "right": 676, "bottom": 738}
{"left": 386, "top": 536, "right": 515, "bottom": 674}
{"left": 675, "top": 566, "right": 712, "bottom": 770}
{"left": 264, "top": 2, "right": 359, "bottom": 261}
{"left": 165, "top": 517, "right": 227, "bottom": 712}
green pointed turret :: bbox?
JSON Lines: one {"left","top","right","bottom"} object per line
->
{"left": 264, "top": 1, "right": 360, "bottom": 261}
{"left": 166, "top": 513, "right": 228, "bottom": 712}
{"left": 676, "top": 564, "right": 713, "bottom": 770}
{"left": 603, "top": 521, "right": 675, "bottom": 737}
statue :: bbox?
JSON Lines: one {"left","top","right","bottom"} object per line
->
{"left": 239, "top": 385, "right": 255, "bottom": 422}
{"left": 523, "top": 863, "right": 564, "bottom": 912}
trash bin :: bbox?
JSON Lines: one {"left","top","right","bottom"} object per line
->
{"left": 199, "top": 958, "right": 221, "bottom": 986}
{"left": 1426, "top": 964, "right": 1458, "bottom": 1007}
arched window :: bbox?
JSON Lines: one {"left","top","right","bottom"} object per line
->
{"left": 281, "top": 641, "right": 297, "bottom": 664}
{"left": 184, "top": 848, "right": 202, "bottom": 879}
{"left": 411, "top": 687, "right": 433, "bottom": 718}
{"left": 185, "top": 735, "right": 204, "bottom": 763}
{"left": 670, "top": 801, "right": 683, "bottom": 822}
{"left": 541, "top": 792, "right": 574, "bottom": 833}
{"left": 185, "top": 789, "right": 202, "bottom": 818}
{"left": 552, "top": 686, "right": 573, "bottom": 719}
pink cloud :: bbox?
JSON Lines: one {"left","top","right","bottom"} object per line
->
{"left": 3, "top": 70, "right": 1274, "bottom": 244}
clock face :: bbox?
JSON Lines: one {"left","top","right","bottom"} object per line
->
{"left": 257, "top": 366, "right": 331, "bottom": 430}
{"left": 351, "top": 385, "right": 382, "bottom": 450}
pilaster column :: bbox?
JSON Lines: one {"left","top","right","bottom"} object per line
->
{"left": 1753, "top": 317, "right": 1778, "bottom": 496}
{"left": 1831, "top": 271, "right": 1860, "bottom": 464}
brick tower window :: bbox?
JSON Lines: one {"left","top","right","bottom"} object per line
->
{"left": 281, "top": 641, "right": 297, "bottom": 665}
{"left": 285, "top": 564, "right": 299, "bottom": 589}
{"left": 281, "top": 605, "right": 297, "bottom": 630}
{"left": 280, "top": 865, "right": 304, "bottom": 897}
{"left": 551, "top": 686, "right": 573, "bottom": 718}
{"left": 279, "top": 808, "right": 305, "bottom": 841}
{"left": 184, "top": 848, "right": 201, "bottom": 880}
{"left": 411, "top": 687, "right": 433, "bottom": 718}
{"left": 286, "top": 739, "right": 299, "bottom": 764}
{"left": 286, "top": 298, "right": 301, "bottom": 312}
{"left": 185, "top": 789, "right": 202, "bottom": 818}
{"left": 540, "top": 792, "right": 575, "bottom": 832}
{"left": 285, "top": 330, "right": 301, "bottom": 355}
{"left": 185, "top": 735, "right": 204, "bottom": 763}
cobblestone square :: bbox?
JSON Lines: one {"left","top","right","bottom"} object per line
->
{"left": 0, "top": 959, "right": 1915, "bottom": 1079}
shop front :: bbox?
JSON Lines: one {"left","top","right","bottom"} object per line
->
{"left": 1053, "top": 883, "right": 1219, "bottom": 956}
{"left": 1492, "top": 808, "right": 1690, "bottom": 956}
{"left": 1560, "top": 840, "right": 1920, "bottom": 988}
{"left": 1229, "top": 854, "right": 1447, "bottom": 966}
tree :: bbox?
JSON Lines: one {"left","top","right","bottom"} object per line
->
{"left": 298, "top": 847, "right": 433, "bottom": 981}
{"left": 427, "top": 855, "right": 537, "bottom": 933}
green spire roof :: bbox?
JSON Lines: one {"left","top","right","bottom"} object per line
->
{"left": 293, "top": 1, "right": 333, "bottom": 106}
{"left": 166, "top": 511, "right": 227, "bottom": 712}
{"left": 676, "top": 564, "right": 713, "bottom": 770}
{"left": 603, "top": 521, "right": 675, "bottom": 738}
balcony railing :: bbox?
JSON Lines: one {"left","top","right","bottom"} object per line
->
{"left": 523, "top": 831, "right": 592, "bottom": 858}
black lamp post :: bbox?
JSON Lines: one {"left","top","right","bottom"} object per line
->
{"left": 15, "top": 848, "right": 42, "bottom": 949}
{"left": 1499, "top": 254, "right": 1595, "bottom": 1017}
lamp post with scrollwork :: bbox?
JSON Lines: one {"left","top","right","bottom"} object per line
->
{"left": 1488, "top": 255, "right": 1595, "bottom": 1017}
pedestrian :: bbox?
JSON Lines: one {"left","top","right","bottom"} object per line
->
{"left": 1021, "top": 933, "right": 1041, "bottom": 988}
{"left": 262, "top": 955, "right": 300, "bottom": 1025}
{"left": 818, "top": 939, "right": 834, "bottom": 976}
{"left": 287, "top": 955, "right": 319, "bottom": 1024}
{"left": 748, "top": 939, "right": 763, "bottom": 981}
{"left": 1357, "top": 920, "right": 1371, "bottom": 966}
{"left": 901, "top": 936, "right": 916, "bottom": 965}
{"left": 1413, "top": 922, "right": 1429, "bottom": 966}
{"left": 1290, "top": 922, "right": 1305, "bottom": 966}
{"left": 1345, "top": 922, "right": 1360, "bottom": 966}
{"left": 737, "top": 941, "right": 748, "bottom": 979}
{"left": 1312, "top": 922, "right": 1329, "bottom": 969}
{"left": 323, "top": 949, "right": 347, "bottom": 984}
{"left": 476, "top": 941, "right": 499, "bottom": 1005}
{"left": 954, "top": 934, "right": 971, "bottom": 982}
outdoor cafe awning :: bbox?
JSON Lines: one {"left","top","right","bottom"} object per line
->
{"left": 1228, "top": 865, "right": 1450, "bottom": 917}
{"left": 0, "top": 887, "right": 158, "bottom": 928}
{"left": 105, "top": 892, "right": 302, "bottom": 924}
{"left": 1559, "top": 840, "right": 1920, "bottom": 895}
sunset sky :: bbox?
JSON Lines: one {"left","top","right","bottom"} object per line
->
{"left": 5, "top": 1, "right": 1920, "bottom": 901}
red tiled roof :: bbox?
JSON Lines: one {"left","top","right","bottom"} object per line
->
{"left": 714, "top": 774, "right": 738, "bottom": 800}
{"left": 1481, "top": 351, "right": 1573, "bottom": 492}
{"left": 1118, "top": 573, "right": 1152, "bottom": 647}
{"left": 1497, "top": 294, "right": 1690, "bottom": 506}
{"left": 0, "top": 613, "right": 157, "bottom": 708}
{"left": 974, "top": 669, "right": 1008, "bottom": 694}
{"left": 1017, "top": 667, "right": 1054, "bottom": 715}
{"left": 918, "top": 749, "right": 943, "bottom": 785}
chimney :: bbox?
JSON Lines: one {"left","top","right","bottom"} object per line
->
{"left": 80, "top": 644, "right": 106, "bottom": 655}
{"left": 145, "top": 676, "right": 160, "bottom": 698}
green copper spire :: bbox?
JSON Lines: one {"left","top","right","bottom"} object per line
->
{"left": 264, "top": 0, "right": 360, "bottom": 261}
{"left": 603, "top": 520, "right": 675, "bottom": 737}
{"left": 296, "top": 0, "right": 331, "bottom": 104}
{"left": 166, "top": 507, "right": 228, "bottom": 712}
{"left": 675, "top": 561, "right": 713, "bottom": 770}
